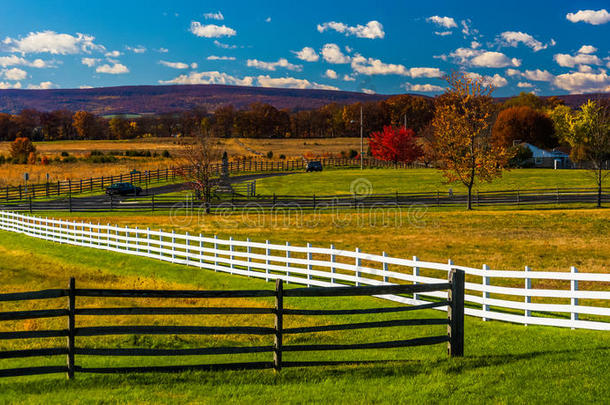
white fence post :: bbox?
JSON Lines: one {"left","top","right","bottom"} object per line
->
{"left": 413, "top": 256, "right": 420, "bottom": 301}
{"left": 525, "top": 265, "right": 531, "bottom": 325}
{"left": 355, "top": 247, "right": 361, "bottom": 286}
{"left": 483, "top": 264, "right": 490, "bottom": 321}
{"left": 135, "top": 227, "right": 139, "bottom": 253}
{"left": 265, "top": 240, "right": 270, "bottom": 282}
{"left": 571, "top": 266, "right": 579, "bottom": 328}
{"left": 382, "top": 252, "right": 389, "bottom": 283}
{"left": 124, "top": 225, "right": 129, "bottom": 252}
{"left": 307, "top": 243, "right": 312, "bottom": 287}
{"left": 285, "top": 242, "right": 291, "bottom": 283}
{"left": 330, "top": 244, "right": 336, "bottom": 285}
{"left": 158, "top": 229, "right": 163, "bottom": 259}
{"left": 146, "top": 227, "right": 151, "bottom": 255}
{"left": 199, "top": 233, "right": 203, "bottom": 267}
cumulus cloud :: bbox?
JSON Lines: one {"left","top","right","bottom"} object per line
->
{"left": 213, "top": 40, "right": 237, "bottom": 49}
{"left": 351, "top": 54, "right": 408, "bottom": 75}
{"left": 324, "top": 69, "right": 338, "bottom": 79}
{"left": 159, "top": 71, "right": 254, "bottom": 86}
{"left": 0, "top": 81, "right": 21, "bottom": 89}
{"left": 498, "top": 31, "right": 551, "bottom": 52}
{"left": 361, "top": 88, "right": 376, "bottom": 94}
{"left": 566, "top": 9, "right": 610, "bottom": 25}
{"left": 407, "top": 67, "right": 444, "bottom": 78}
{"left": 434, "top": 31, "right": 453, "bottom": 37}
{"left": 0, "top": 55, "right": 50, "bottom": 68}
{"left": 247, "top": 58, "right": 302, "bottom": 71}
{"left": 159, "top": 60, "right": 196, "bottom": 69}
{"left": 156, "top": 47, "right": 169, "bottom": 53}
{"left": 265, "top": 17, "right": 271, "bottom": 23}
{"left": 256, "top": 75, "right": 339, "bottom": 90}
{"left": 317, "top": 20, "right": 384, "bottom": 39}
{"left": 471, "top": 51, "right": 521, "bottom": 68}
{"left": 578, "top": 45, "right": 597, "bottom": 54}
{"left": 3, "top": 31, "right": 103, "bottom": 54}
{"left": 207, "top": 55, "right": 236, "bottom": 60}
{"left": 96, "top": 63, "right": 129, "bottom": 74}
{"left": 553, "top": 52, "right": 602, "bottom": 68}
{"left": 343, "top": 74, "right": 355, "bottom": 81}
{"left": 426, "top": 16, "right": 457, "bottom": 29}
{"left": 126, "top": 45, "right": 146, "bottom": 54}
{"left": 465, "top": 72, "right": 508, "bottom": 87}
{"left": 506, "top": 68, "right": 521, "bottom": 77}
{"left": 27, "top": 81, "right": 54, "bottom": 89}
{"left": 105, "top": 50, "right": 122, "bottom": 57}
{"left": 517, "top": 82, "right": 534, "bottom": 88}
{"left": 321, "top": 43, "right": 350, "bottom": 64}
{"left": 204, "top": 11, "right": 224, "bottom": 20}
{"left": 404, "top": 82, "right": 445, "bottom": 92}
{"left": 3, "top": 67, "right": 27, "bottom": 80}
{"left": 81, "top": 57, "right": 100, "bottom": 67}
{"left": 553, "top": 71, "right": 610, "bottom": 93}
{"left": 292, "top": 47, "right": 319, "bottom": 62}
{"left": 190, "top": 22, "right": 236, "bottom": 38}
{"left": 522, "top": 69, "right": 554, "bottom": 82}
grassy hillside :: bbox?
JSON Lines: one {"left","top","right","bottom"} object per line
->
{"left": 0, "top": 231, "right": 608, "bottom": 403}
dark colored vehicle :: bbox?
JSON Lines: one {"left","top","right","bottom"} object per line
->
{"left": 306, "top": 161, "right": 323, "bottom": 172}
{"left": 106, "top": 182, "right": 142, "bottom": 196}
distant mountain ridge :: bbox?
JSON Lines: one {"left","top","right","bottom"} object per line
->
{"left": 0, "top": 84, "right": 607, "bottom": 115}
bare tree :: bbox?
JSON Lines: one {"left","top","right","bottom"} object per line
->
{"left": 176, "top": 129, "right": 221, "bottom": 213}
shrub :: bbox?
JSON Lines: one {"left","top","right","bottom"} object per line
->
{"left": 279, "top": 154, "right": 286, "bottom": 159}
{"left": 267, "top": 151, "right": 274, "bottom": 159}
{"left": 161, "top": 150, "right": 171, "bottom": 158}
{"left": 60, "top": 151, "right": 70, "bottom": 157}
{"left": 10, "top": 137, "right": 36, "bottom": 164}
{"left": 90, "top": 150, "right": 104, "bottom": 156}
{"left": 62, "top": 155, "right": 77, "bottom": 163}
{"left": 0, "top": 155, "right": 5, "bottom": 164}
{"left": 349, "top": 149, "right": 358, "bottom": 159}
{"left": 40, "top": 156, "right": 49, "bottom": 165}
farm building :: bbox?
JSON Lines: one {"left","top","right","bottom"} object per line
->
{"left": 522, "top": 143, "right": 571, "bottom": 168}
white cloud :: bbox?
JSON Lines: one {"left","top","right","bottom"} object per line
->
{"left": 566, "top": 9, "right": 610, "bottom": 25}
{"left": 578, "top": 45, "right": 597, "bottom": 54}
{"left": 265, "top": 17, "right": 271, "bottom": 23}
{"left": 361, "top": 88, "right": 376, "bottom": 94}
{"left": 3, "top": 31, "right": 103, "bottom": 54}
{"left": 159, "top": 60, "right": 195, "bottom": 69}
{"left": 460, "top": 19, "right": 478, "bottom": 37}
{"left": 404, "top": 82, "right": 445, "bottom": 92}
{"left": 351, "top": 54, "right": 408, "bottom": 75}
{"left": 578, "top": 65, "right": 593, "bottom": 73}
{"left": 553, "top": 71, "right": 610, "bottom": 93}
{"left": 204, "top": 11, "right": 224, "bottom": 20}
{"left": 434, "top": 31, "right": 452, "bottom": 37}
{"left": 426, "top": 16, "right": 457, "bottom": 29}
{"left": 506, "top": 68, "right": 521, "bottom": 77}
{"left": 27, "top": 81, "right": 54, "bottom": 89}
{"left": 105, "top": 50, "right": 122, "bottom": 57}
{"left": 79, "top": 85, "right": 93, "bottom": 89}
{"left": 407, "top": 67, "right": 444, "bottom": 78}
{"left": 317, "top": 20, "right": 384, "bottom": 39}
{"left": 81, "top": 57, "right": 100, "bottom": 67}
{"left": 522, "top": 69, "right": 554, "bottom": 82}
{"left": 159, "top": 71, "right": 254, "bottom": 86}
{"left": 517, "top": 82, "right": 534, "bottom": 88}
{"left": 213, "top": 40, "right": 237, "bottom": 49}
{"left": 0, "top": 55, "right": 50, "bottom": 68}
{"left": 3, "top": 67, "right": 27, "bottom": 80}
{"left": 156, "top": 47, "right": 169, "bottom": 53}
{"left": 0, "top": 81, "right": 21, "bottom": 89}
{"left": 190, "top": 22, "right": 236, "bottom": 38}
{"left": 321, "top": 43, "right": 350, "bottom": 64}
{"left": 256, "top": 75, "right": 339, "bottom": 90}
{"left": 471, "top": 51, "right": 521, "bottom": 68}
{"left": 96, "top": 63, "right": 129, "bottom": 74}
{"left": 324, "top": 69, "right": 338, "bottom": 79}
{"left": 293, "top": 47, "right": 319, "bottom": 62}
{"left": 207, "top": 55, "right": 236, "bottom": 61}
{"left": 343, "top": 74, "right": 355, "bottom": 81}
{"left": 465, "top": 72, "right": 508, "bottom": 87}
{"left": 553, "top": 52, "right": 602, "bottom": 67}
{"left": 247, "top": 58, "right": 302, "bottom": 71}
{"left": 498, "top": 31, "right": 550, "bottom": 52}
{"left": 471, "top": 41, "right": 481, "bottom": 49}
{"left": 126, "top": 45, "right": 146, "bottom": 54}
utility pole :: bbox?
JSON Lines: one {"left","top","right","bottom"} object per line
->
{"left": 404, "top": 113, "right": 407, "bottom": 130}
{"left": 360, "top": 105, "right": 364, "bottom": 170}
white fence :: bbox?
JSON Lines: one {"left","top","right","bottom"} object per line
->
{"left": 1, "top": 211, "right": 609, "bottom": 331}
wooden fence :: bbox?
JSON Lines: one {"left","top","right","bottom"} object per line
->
{"left": 1, "top": 187, "right": 608, "bottom": 213}
{"left": 0, "top": 211, "right": 608, "bottom": 331}
{"left": 2, "top": 158, "right": 418, "bottom": 201}
{"left": 0, "top": 275, "right": 464, "bottom": 378}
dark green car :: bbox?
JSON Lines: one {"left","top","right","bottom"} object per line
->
{"left": 106, "top": 182, "right": 142, "bottom": 196}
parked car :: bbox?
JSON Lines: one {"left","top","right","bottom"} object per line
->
{"left": 106, "top": 182, "right": 142, "bottom": 196}
{"left": 306, "top": 160, "right": 323, "bottom": 172}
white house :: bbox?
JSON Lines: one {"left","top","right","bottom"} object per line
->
{"left": 522, "top": 143, "right": 571, "bottom": 168}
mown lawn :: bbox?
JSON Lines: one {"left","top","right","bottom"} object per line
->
{"left": 254, "top": 168, "right": 605, "bottom": 196}
{"left": 0, "top": 230, "right": 608, "bottom": 404}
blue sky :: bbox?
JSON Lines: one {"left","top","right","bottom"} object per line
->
{"left": 0, "top": 0, "right": 609, "bottom": 96}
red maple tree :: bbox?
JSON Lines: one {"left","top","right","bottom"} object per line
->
{"left": 369, "top": 126, "right": 423, "bottom": 163}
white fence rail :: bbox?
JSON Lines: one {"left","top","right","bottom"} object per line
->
{"left": 1, "top": 211, "right": 609, "bottom": 331}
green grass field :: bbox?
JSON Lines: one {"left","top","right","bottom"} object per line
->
{"left": 254, "top": 168, "right": 605, "bottom": 196}
{"left": 0, "top": 231, "right": 608, "bottom": 404}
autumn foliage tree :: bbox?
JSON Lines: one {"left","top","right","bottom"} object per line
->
{"left": 492, "top": 106, "right": 557, "bottom": 149}
{"left": 369, "top": 126, "right": 422, "bottom": 163}
{"left": 9, "top": 137, "right": 37, "bottom": 164}
{"left": 432, "top": 72, "right": 511, "bottom": 210}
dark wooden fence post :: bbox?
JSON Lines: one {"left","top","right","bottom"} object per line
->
{"left": 274, "top": 279, "right": 283, "bottom": 372}
{"left": 67, "top": 277, "right": 76, "bottom": 379}
{"left": 448, "top": 269, "right": 464, "bottom": 357}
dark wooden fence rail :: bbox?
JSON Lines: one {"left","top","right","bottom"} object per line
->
{"left": 1, "top": 187, "right": 607, "bottom": 213}
{"left": 3, "top": 158, "right": 417, "bottom": 201}
{"left": 0, "top": 271, "right": 464, "bottom": 379}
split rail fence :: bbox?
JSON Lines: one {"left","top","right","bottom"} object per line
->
{"left": 0, "top": 276, "right": 463, "bottom": 378}
{"left": 0, "top": 211, "right": 608, "bottom": 331}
